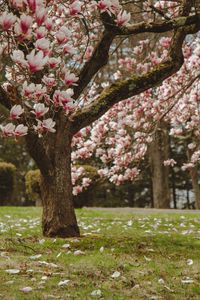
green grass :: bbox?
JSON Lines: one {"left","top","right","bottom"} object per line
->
{"left": 0, "top": 207, "right": 200, "bottom": 299}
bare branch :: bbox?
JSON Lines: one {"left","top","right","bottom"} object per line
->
{"left": 73, "top": 29, "right": 116, "bottom": 99}
{"left": 110, "top": 14, "right": 200, "bottom": 35}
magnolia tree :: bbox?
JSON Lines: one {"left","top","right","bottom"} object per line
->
{"left": 0, "top": 0, "right": 199, "bottom": 237}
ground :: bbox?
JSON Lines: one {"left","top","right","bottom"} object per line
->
{"left": 0, "top": 207, "right": 200, "bottom": 300}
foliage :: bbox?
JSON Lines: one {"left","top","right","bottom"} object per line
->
{"left": 25, "top": 170, "right": 41, "bottom": 204}
{"left": 0, "top": 162, "right": 16, "bottom": 204}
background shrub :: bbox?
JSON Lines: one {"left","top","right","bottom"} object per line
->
{"left": 0, "top": 162, "right": 16, "bottom": 205}
{"left": 25, "top": 170, "right": 41, "bottom": 206}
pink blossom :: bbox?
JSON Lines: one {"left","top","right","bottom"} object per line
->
{"left": 10, "top": 105, "right": 24, "bottom": 120}
{"left": 0, "top": 123, "right": 15, "bottom": 137}
{"left": 82, "top": 177, "right": 92, "bottom": 188}
{"left": 69, "top": 1, "right": 82, "bottom": 16}
{"left": 34, "top": 118, "right": 56, "bottom": 135}
{"left": 63, "top": 71, "right": 78, "bottom": 86}
{"left": 35, "top": 38, "right": 50, "bottom": 56}
{"left": 109, "top": 0, "right": 121, "bottom": 14}
{"left": 182, "top": 163, "right": 195, "bottom": 171}
{"left": 35, "top": 7, "right": 47, "bottom": 26}
{"left": 63, "top": 43, "right": 76, "bottom": 55}
{"left": 32, "top": 103, "right": 49, "bottom": 118}
{"left": 97, "top": 0, "right": 110, "bottom": 12}
{"left": 116, "top": 11, "right": 130, "bottom": 27}
{"left": 73, "top": 185, "right": 83, "bottom": 195}
{"left": 35, "top": 27, "right": 47, "bottom": 39}
{"left": 0, "top": 12, "right": 16, "bottom": 30}
{"left": 53, "top": 89, "right": 74, "bottom": 107}
{"left": 48, "top": 57, "right": 61, "bottom": 69}
{"left": 18, "top": 14, "right": 33, "bottom": 34}
{"left": 14, "top": 124, "right": 28, "bottom": 137}
{"left": 32, "top": 84, "right": 47, "bottom": 98}
{"left": 26, "top": 50, "right": 48, "bottom": 72}
{"left": 84, "top": 46, "right": 93, "bottom": 60}
{"left": 45, "top": 19, "right": 53, "bottom": 31}
{"left": 22, "top": 82, "right": 46, "bottom": 99}
{"left": 163, "top": 159, "right": 177, "bottom": 167}
{"left": 56, "top": 26, "right": 71, "bottom": 44}
{"left": 26, "top": 0, "right": 36, "bottom": 12}
{"left": 11, "top": 50, "right": 27, "bottom": 67}
{"left": 42, "top": 75, "right": 56, "bottom": 87}
{"left": 22, "top": 82, "right": 36, "bottom": 98}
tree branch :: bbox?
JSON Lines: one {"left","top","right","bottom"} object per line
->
{"left": 71, "top": 21, "right": 200, "bottom": 134}
{"left": 108, "top": 14, "right": 200, "bottom": 35}
{"left": 73, "top": 30, "right": 116, "bottom": 100}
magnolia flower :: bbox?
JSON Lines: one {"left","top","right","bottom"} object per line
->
{"left": 35, "top": 38, "right": 50, "bottom": 55}
{"left": 45, "top": 18, "right": 53, "bottom": 31}
{"left": 69, "top": 1, "right": 82, "bottom": 16}
{"left": 42, "top": 118, "right": 56, "bottom": 132}
{"left": 116, "top": 10, "right": 130, "bottom": 27}
{"left": 32, "top": 103, "right": 49, "bottom": 117}
{"left": 10, "top": 105, "right": 24, "bottom": 120}
{"left": 18, "top": 14, "right": 33, "bottom": 34}
{"left": 73, "top": 185, "right": 83, "bottom": 195}
{"left": 22, "top": 82, "right": 46, "bottom": 99}
{"left": 64, "top": 71, "right": 78, "bottom": 86}
{"left": 34, "top": 118, "right": 56, "bottom": 135}
{"left": 11, "top": 50, "right": 27, "bottom": 66}
{"left": 53, "top": 89, "right": 74, "bottom": 107}
{"left": 34, "top": 84, "right": 47, "bottom": 98}
{"left": 26, "top": 0, "right": 36, "bottom": 12}
{"left": 56, "top": 31, "right": 68, "bottom": 44}
{"left": 42, "top": 75, "right": 56, "bottom": 87}
{"left": 0, "top": 12, "right": 16, "bottom": 30}
{"left": 22, "top": 82, "right": 36, "bottom": 97}
{"left": 48, "top": 57, "right": 61, "bottom": 68}
{"left": 163, "top": 159, "right": 177, "bottom": 167}
{"left": 63, "top": 43, "right": 76, "bottom": 55}
{"left": 35, "top": 7, "right": 47, "bottom": 26}
{"left": 0, "top": 123, "right": 15, "bottom": 137}
{"left": 35, "top": 26, "right": 47, "bottom": 39}
{"left": 26, "top": 50, "right": 48, "bottom": 72}
{"left": 56, "top": 26, "right": 71, "bottom": 44}
{"left": 14, "top": 124, "right": 28, "bottom": 137}
{"left": 97, "top": 0, "right": 110, "bottom": 11}
{"left": 109, "top": 0, "right": 121, "bottom": 13}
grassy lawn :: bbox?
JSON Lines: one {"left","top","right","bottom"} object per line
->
{"left": 0, "top": 207, "right": 200, "bottom": 299}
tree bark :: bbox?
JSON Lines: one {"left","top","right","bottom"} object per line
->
{"left": 187, "top": 149, "right": 200, "bottom": 209}
{"left": 189, "top": 165, "right": 200, "bottom": 209}
{"left": 26, "top": 118, "right": 80, "bottom": 238}
{"left": 149, "top": 122, "right": 171, "bottom": 208}
{"left": 40, "top": 156, "right": 80, "bottom": 237}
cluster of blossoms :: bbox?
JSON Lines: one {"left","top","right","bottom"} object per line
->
{"left": 71, "top": 33, "right": 200, "bottom": 188}
{"left": 0, "top": 0, "right": 132, "bottom": 140}
{"left": 71, "top": 166, "right": 92, "bottom": 195}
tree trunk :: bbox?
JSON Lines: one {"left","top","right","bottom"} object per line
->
{"left": 25, "top": 119, "right": 80, "bottom": 238}
{"left": 190, "top": 166, "right": 200, "bottom": 209}
{"left": 187, "top": 149, "right": 200, "bottom": 209}
{"left": 40, "top": 154, "right": 80, "bottom": 237}
{"left": 149, "top": 122, "right": 171, "bottom": 208}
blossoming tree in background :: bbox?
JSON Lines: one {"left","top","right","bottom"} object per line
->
{"left": 0, "top": 0, "right": 199, "bottom": 237}
{"left": 72, "top": 32, "right": 200, "bottom": 208}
